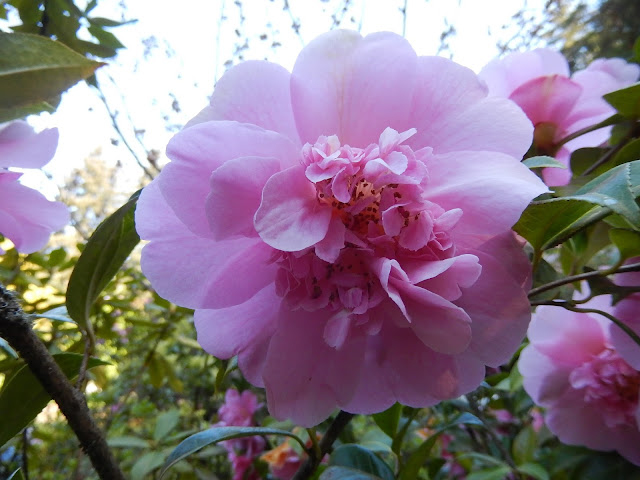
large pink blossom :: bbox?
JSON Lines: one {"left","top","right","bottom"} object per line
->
{"left": 478, "top": 49, "right": 640, "bottom": 186}
{"left": 136, "top": 30, "right": 547, "bottom": 426}
{"left": 0, "top": 121, "right": 69, "bottom": 253}
{"left": 519, "top": 300, "right": 640, "bottom": 465}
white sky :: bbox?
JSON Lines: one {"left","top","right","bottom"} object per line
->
{"left": 15, "top": 0, "right": 549, "bottom": 193}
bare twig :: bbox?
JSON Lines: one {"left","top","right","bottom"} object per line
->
{"left": 0, "top": 285, "right": 125, "bottom": 480}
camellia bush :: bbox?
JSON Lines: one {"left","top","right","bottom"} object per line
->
{"left": 1, "top": 4, "right": 640, "bottom": 480}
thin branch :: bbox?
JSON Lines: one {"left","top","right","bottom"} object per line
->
{"left": 0, "top": 285, "right": 125, "bottom": 480}
{"left": 292, "top": 411, "right": 355, "bottom": 480}
{"left": 528, "top": 262, "right": 640, "bottom": 298}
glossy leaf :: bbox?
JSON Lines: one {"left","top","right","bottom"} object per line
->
{"left": 66, "top": 191, "right": 140, "bottom": 332}
{"left": 160, "top": 426, "right": 306, "bottom": 478}
{"left": 29, "top": 306, "right": 76, "bottom": 325}
{"left": 604, "top": 84, "right": 640, "bottom": 118}
{"left": 523, "top": 156, "right": 566, "bottom": 169}
{"left": 320, "top": 466, "right": 385, "bottom": 480}
{"left": 0, "top": 32, "right": 103, "bottom": 109}
{"left": 372, "top": 403, "right": 402, "bottom": 439}
{"left": 0, "top": 353, "right": 108, "bottom": 447}
{"left": 329, "top": 445, "right": 394, "bottom": 480}
{"left": 7, "top": 469, "right": 25, "bottom": 480}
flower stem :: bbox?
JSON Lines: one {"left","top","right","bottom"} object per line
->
{"left": 528, "top": 262, "right": 640, "bottom": 298}
{"left": 292, "top": 411, "right": 355, "bottom": 480}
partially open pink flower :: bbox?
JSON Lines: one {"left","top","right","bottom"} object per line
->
{"left": 479, "top": 49, "right": 640, "bottom": 186}
{"left": 136, "top": 30, "right": 547, "bottom": 426}
{"left": 0, "top": 121, "right": 69, "bottom": 253}
{"left": 519, "top": 300, "right": 640, "bottom": 465}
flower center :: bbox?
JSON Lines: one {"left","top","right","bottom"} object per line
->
{"left": 570, "top": 349, "right": 640, "bottom": 428}
{"left": 274, "top": 128, "right": 465, "bottom": 330}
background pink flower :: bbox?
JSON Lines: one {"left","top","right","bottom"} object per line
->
{"left": 0, "top": 121, "right": 69, "bottom": 253}
{"left": 519, "top": 299, "right": 640, "bottom": 465}
{"left": 478, "top": 49, "right": 640, "bottom": 186}
{"left": 136, "top": 30, "right": 547, "bottom": 426}
{"left": 215, "top": 389, "right": 265, "bottom": 480}
{"left": 609, "top": 260, "right": 640, "bottom": 370}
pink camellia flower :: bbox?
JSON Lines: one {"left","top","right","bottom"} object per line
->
{"left": 0, "top": 120, "right": 69, "bottom": 253}
{"left": 216, "top": 389, "right": 265, "bottom": 480}
{"left": 136, "top": 30, "right": 547, "bottom": 427}
{"left": 519, "top": 299, "right": 640, "bottom": 465}
{"left": 478, "top": 49, "right": 640, "bottom": 186}
{"left": 609, "top": 260, "right": 640, "bottom": 370}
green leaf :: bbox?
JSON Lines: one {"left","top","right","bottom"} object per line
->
{"left": 515, "top": 160, "right": 640, "bottom": 251}
{"left": 329, "top": 445, "right": 394, "bottom": 480}
{"left": 512, "top": 426, "right": 537, "bottom": 465}
{"left": 7, "top": 469, "right": 25, "bottom": 480}
{"left": 570, "top": 147, "right": 609, "bottom": 176}
{"left": 604, "top": 84, "right": 640, "bottom": 118}
{"left": 0, "top": 337, "right": 18, "bottom": 358}
{"left": 0, "top": 100, "right": 57, "bottom": 123}
{"left": 517, "top": 463, "right": 549, "bottom": 480}
{"left": 160, "top": 426, "right": 306, "bottom": 478}
{"left": 372, "top": 403, "right": 402, "bottom": 439}
{"left": 466, "top": 466, "right": 512, "bottom": 480}
{"left": 89, "top": 16, "right": 137, "bottom": 27}
{"left": 0, "top": 32, "right": 103, "bottom": 109}
{"left": 398, "top": 413, "right": 483, "bottom": 480}
{"left": 320, "top": 466, "right": 385, "bottom": 480}
{"left": 0, "top": 353, "right": 108, "bottom": 447}
{"left": 610, "top": 228, "right": 640, "bottom": 262}
{"left": 66, "top": 191, "right": 140, "bottom": 332}
{"left": 523, "top": 156, "right": 567, "bottom": 169}
{"left": 29, "top": 306, "right": 76, "bottom": 325}
{"left": 612, "top": 137, "right": 640, "bottom": 166}
{"left": 107, "top": 436, "right": 151, "bottom": 448}
{"left": 131, "top": 451, "right": 165, "bottom": 480}
{"left": 154, "top": 409, "right": 180, "bottom": 443}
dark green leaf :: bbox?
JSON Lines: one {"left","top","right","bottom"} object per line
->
{"left": 66, "top": 191, "right": 140, "bottom": 332}
{"left": 604, "top": 84, "right": 640, "bottom": 118}
{"left": 320, "top": 466, "right": 384, "bottom": 480}
{"left": 154, "top": 409, "right": 180, "bottom": 443}
{"left": 88, "top": 25, "right": 125, "bottom": 49}
{"left": 160, "top": 426, "right": 306, "bottom": 478}
{"left": 372, "top": 403, "right": 402, "bottom": 439}
{"left": 570, "top": 147, "right": 608, "bottom": 176}
{"left": 7, "top": 469, "right": 25, "bottom": 480}
{"left": 517, "top": 463, "right": 549, "bottom": 480}
{"left": 612, "top": 138, "right": 640, "bottom": 166}
{"left": 107, "top": 436, "right": 151, "bottom": 448}
{"left": 131, "top": 451, "right": 165, "bottom": 480}
{"left": 0, "top": 353, "right": 108, "bottom": 447}
{"left": 329, "top": 445, "right": 394, "bottom": 480}
{"left": 88, "top": 16, "right": 137, "bottom": 27}
{"left": 466, "top": 466, "right": 512, "bottom": 480}
{"left": 0, "top": 100, "right": 57, "bottom": 123}
{"left": 523, "top": 156, "right": 567, "bottom": 169}
{"left": 610, "top": 229, "right": 640, "bottom": 262}
{"left": 0, "top": 32, "right": 103, "bottom": 108}
{"left": 512, "top": 426, "right": 537, "bottom": 465}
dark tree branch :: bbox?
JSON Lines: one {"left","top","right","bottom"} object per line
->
{"left": 292, "top": 411, "right": 355, "bottom": 480}
{"left": 0, "top": 285, "right": 125, "bottom": 480}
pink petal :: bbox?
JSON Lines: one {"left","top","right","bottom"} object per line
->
{"left": 611, "top": 293, "right": 640, "bottom": 370}
{"left": 408, "top": 254, "right": 482, "bottom": 301}
{"left": 195, "top": 286, "right": 279, "bottom": 360}
{"left": 206, "top": 156, "right": 281, "bottom": 239}
{"left": 314, "top": 216, "right": 346, "bottom": 263}
{"left": 290, "top": 30, "right": 363, "bottom": 143}
{"left": 0, "top": 173, "right": 68, "bottom": 253}
{"left": 161, "top": 121, "right": 298, "bottom": 237}
{"left": 455, "top": 234, "right": 533, "bottom": 366}
{"left": 193, "top": 60, "right": 300, "bottom": 144}
{"left": 408, "top": 57, "right": 533, "bottom": 158}
{"left": 424, "top": 151, "right": 547, "bottom": 236}
{"left": 519, "top": 344, "right": 573, "bottom": 405}
{"left": 263, "top": 307, "right": 366, "bottom": 426}
{"left": 0, "top": 121, "right": 58, "bottom": 169}
{"left": 509, "top": 75, "right": 582, "bottom": 127}
{"left": 339, "top": 32, "right": 418, "bottom": 146}
{"left": 255, "top": 165, "right": 332, "bottom": 251}
{"left": 136, "top": 181, "right": 277, "bottom": 309}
